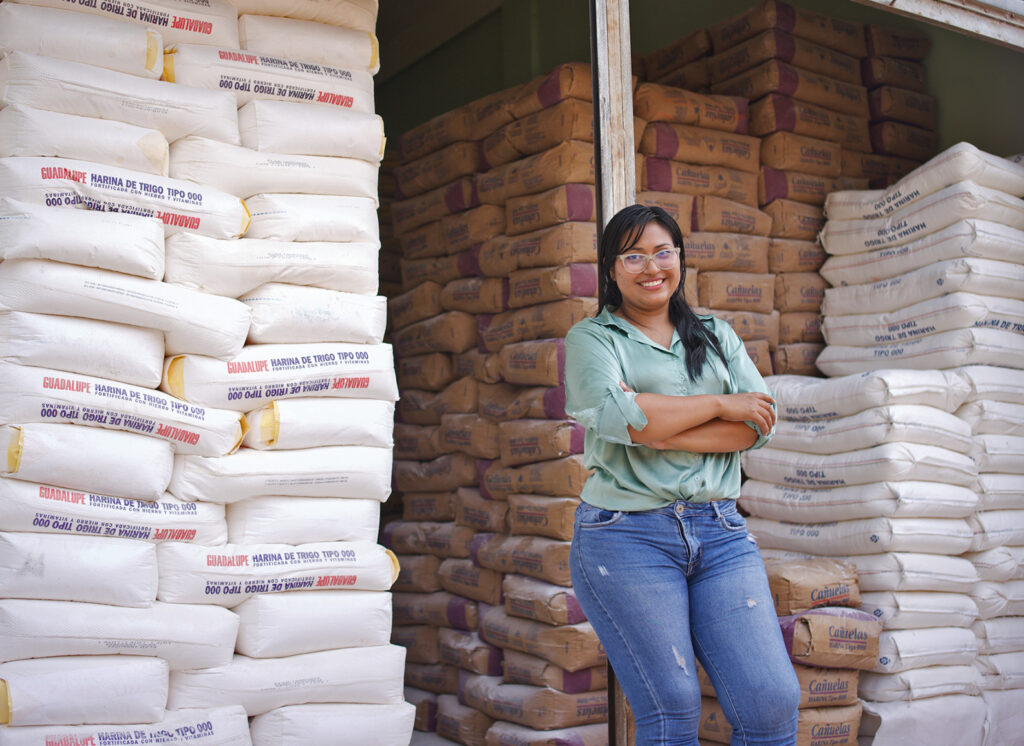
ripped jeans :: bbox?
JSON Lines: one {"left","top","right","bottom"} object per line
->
{"left": 570, "top": 499, "right": 800, "bottom": 746}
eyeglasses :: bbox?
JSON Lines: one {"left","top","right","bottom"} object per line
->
{"left": 616, "top": 247, "right": 681, "bottom": 274}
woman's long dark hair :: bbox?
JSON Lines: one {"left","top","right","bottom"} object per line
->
{"left": 599, "top": 204, "right": 727, "bottom": 381}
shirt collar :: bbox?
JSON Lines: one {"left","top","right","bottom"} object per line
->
{"left": 593, "top": 305, "right": 682, "bottom": 352}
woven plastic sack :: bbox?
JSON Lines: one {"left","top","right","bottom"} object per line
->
{"left": 245, "top": 193, "right": 378, "bottom": 241}
{"left": 243, "top": 398, "right": 393, "bottom": 450}
{"left": 858, "top": 665, "right": 982, "bottom": 702}
{"left": 952, "top": 365, "right": 1024, "bottom": 404}
{"left": 226, "top": 0, "right": 377, "bottom": 31}
{"left": 858, "top": 591, "right": 979, "bottom": 630}
{"left": 875, "top": 627, "right": 979, "bottom": 673}
{"left": 957, "top": 400, "right": 1024, "bottom": 436}
{"left": 747, "top": 516, "right": 975, "bottom": 556}
{"left": 250, "top": 702, "right": 415, "bottom": 746}
{"left": 239, "top": 13, "right": 379, "bottom": 71}
{"left": 226, "top": 496, "right": 379, "bottom": 544}
{"left": 241, "top": 284, "right": 386, "bottom": 344}
{"left": 859, "top": 694, "right": 987, "bottom": 746}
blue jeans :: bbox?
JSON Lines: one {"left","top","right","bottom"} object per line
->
{"left": 570, "top": 499, "right": 800, "bottom": 746}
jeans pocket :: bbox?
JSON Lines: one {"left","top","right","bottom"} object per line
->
{"left": 577, "top": 503, "right": 624, "bottom": 529}
{"left": 715, "top": 501, "right": 747, "bottom": 532}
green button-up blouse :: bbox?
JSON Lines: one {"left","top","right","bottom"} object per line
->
{"left": 564, "top": 306, "right": 774, "bottom": 511}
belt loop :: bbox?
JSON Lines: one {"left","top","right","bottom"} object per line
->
{"left": 710, "top": 500, "right": 724, "bottom": 521}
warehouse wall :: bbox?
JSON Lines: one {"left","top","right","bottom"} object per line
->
{"left": 376, "top": 0, "right": 1024, "bottom": 156}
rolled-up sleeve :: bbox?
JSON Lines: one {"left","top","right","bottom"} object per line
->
{"left": 715, "top": 319, "right": 775, "bottom": 451}
{"left": 564, "top": 322, "right": 648, "bottom": 445}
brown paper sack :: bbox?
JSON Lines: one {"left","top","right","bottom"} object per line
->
{"left": 500, "top": 418, "right": 583, "bottom": 467}
{"left": 778, "top": 311, "right": 824, "bottom": 344}
{"left": 509, "top": 265, "right": 598, "bottom": 309}
{"left": 389, "top": 281, "right": 443, "bottom": 330}
{"left": 698, "top": 271, "right": 775, "bottom": 314}
{"left": 763, "top": 199, "right": 824, "bottom": 240}
{"left": 504, "top": 573, "right": 587, "bottom": 626}
{"left": 772, "top": 343, "right": 824, "bottom": 376}
{"left": 474, "top": 534, "right": 572, "bottom": 587}
{"left": 441, "top": 413, "right": 501, "bottom": 459}
{"left": 394, "top": 423, "right": 447, "bottom": 461}
{"left": 455, "top": 348, "right": 504, "bottom": 384}
{"left": 508, "top": 494, "right": 580, "bottom": 541}
{"left": 761, "top": 131, "right": 842, "bottom": 177}
{"left": 454, "top": 486, "right": 509, "bottom": 533}
{"left": 480, "top": 606, "right": 606, "bottom": 672}
{"left": 750, "top": 94, "right": 870, "bottom": 153}
{"left": 506, "top": 184, "right": 596, "bottom": 236}
{"left": 498, "top": 339, "right": 565, "bottom": 388}
{"left": 438, "top": 556, "right": 504, "bottom": 606}
{"left": 393, "top": 453, "right": 478, "bottom": 492}
{"left": 437, "top": 694, "right": 494, "bottom": 744}
{"left": 768, "top": 238, "right": 826, "bottom": 273}
{"left": 683, "top": 233, "right": 770, "bottom": 273}
{"left": 766, "top": 558, "right": 861, "bottom": 615}
{"left": 483, "top": 454, "right": 590, "bottom": 498}
{"left": 393, "top": 552, "right": 442, "bottom": 592}
{"left": 439, "top": 630, "right": 503, "bottom": 676}
{"left": 774, "top": 272, "right": 827, "bottom": 312}
{"left": 397, "top": 352, "right": 455, "bottom": 392}
{"left": 392, "top": 624, "right": 440, "bottom": 664}
{"left": 504, "top": 649, "right": 609, "bottom": 694}
{"left": 402, "top": 492, "right": 455, "bottom": 522}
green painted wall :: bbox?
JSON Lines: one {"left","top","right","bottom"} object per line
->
{"left": 376, "top": 0, "right": 1024, "bottom": 156}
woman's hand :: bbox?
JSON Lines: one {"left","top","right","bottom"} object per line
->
{"left": 716, "top": 392, "right": 776, "bottom": 434}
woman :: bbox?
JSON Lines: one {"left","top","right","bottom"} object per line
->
{"left": 564, "top": 204, "right": 800, "bottom": 745}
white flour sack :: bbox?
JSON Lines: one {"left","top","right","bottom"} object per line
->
{"left": 979, "top": 473, "right": 1024, "bottom": 510}
{"left": 0, "top": 479, "right": 227, "bottom": 545}
{"left": 0, "top": 197, "right": 165, "bottom": 280}
{"left": 983, "top": 690, "right": 1024, "bottom": 746}
{"left": 239, "top": 14, "right": 379, "bottom": 72}
{"left": 972, "top": 580, "right": 1024, "bottom": 620}
{"left": 226, "top": 496, "right": 380, "bottom": 544}
{"left": 821, "top": 292, "right": 1024, "bottom": 348}
{"left": 875, "top": 627, "right": 980, "bottom": 674}
{"left": 968, "top": 547, "right": 1021, "bottom": 582}
{"left": 819, "top": 220, "right": 1024, "bottom": 288}
{"left": 234, "top": 589, "right": 390, "bottom": 657}
{"left": 842, "top": 552, "right": 979, "bottom": 593}
{"left": 164, "top": 44, "right": 374, "bottom": 112}
{"left": 972, "top": 434, "right": 1024, "bottom": 474}
{"left": 0, "top": 2, "right": 162, "bottom": 78}
{"left": 969, "top": 510, "right": 1024, "bottom": 552}
{"left": 769, "top": 405, "right": 973, "bottom": 455}
{"left": 820, "top": 181, "right": 1024, "bottom": 255}
{"left": 240, "top": 284, "right": 386, "bottom": 344}
{"left": 250, "top": 703, "right": 415, "bottom": 746}
{"left": 0, "top": 310, "right": 165, "bottom": 389}
{"left": 0, "top": 655, "right": 168, "bottom": 726}
{"left": 243, "top": 398, "right": 393, "bottom": 450}
{"left": 238, "top": 101, "right": 383, "bottom": 160}
{"left": 859, "top": 694, "right": 987, "bottom": 746}
{"left": 162, "top": 342, "right": 397, "bottom": 410}
{"left": 7, "top": 0, "right": 240, "bottom": 46}
{"left": 244, "top": 193, "right": 378, "bottom": 242}
{"left": 168, "top": 136, "right": 378, "bottom": 201}
{"left": 0, "top": 260, "right": 252, "bottom": 360}
{"left": 824, "top": 142, "right": 1024, "bottom": 221}
{"left": 0, "top": 52, "right": 239, "bottom": 145}
{"left": 164, "top": 233, "right": 378, "bottom": 297}
{"left": 977, "top": 652, "right": 1024, "bottom": 690}
{"left": 0, "top": 156, "right": 250, "bottom": 238}
{"left": 858, "top": 665, "right": 982, "bottom": 702}
{"left": 227, "top": 0, "right": 377, "bottom": 32}
{"left": 0, "top": 706, "right": 252, "bottom": 746}
{"left": 0, "top": 105, "right": 168, "bottom": 176}
{"left": 168, "top": 445, "right": 393, "bottom": 503}
{"left": 0, "top": 362, "right": 246, "bottom": 458}
{"left": 974, "top": 617, "right": 1024, "bottom": 654}
{"left": 167, "top": 645, "right": 405, "bottom": 715}
{"left": 3, "top": 423, "right": 173, "bottom": 500}
{"left": 747, "top": 516, "right": 975, "bottom": 556}
{"left": 766, "top": 369, "right": 967, "bottom": 421}
{"left": 741, "top": 442, "right": 978, "bottom": 489}
{"left": 0, "top": 598, "right": 239, "bottom": 669}
{"left": 740, "top": 480, "right": 978, "bottom": 523}
{"left": 0, "top": 531, "right": 157, "bottom": 607}
{"left": 820, "top": 258, "right": 1024, "bottom": 316}
{"left": 156, "top": 540, "right": 397, "bottom": 606}
{"left": 957, "top": 400, "right": 1024, "bottom": 436}
{"left": 952, "top": 364, "right": 1024, "bottom": 404}
{"left": 817, "top": 328, "right": 1024, "bottom": 376}
{"left": 858, "top": 591, "right": 980, "bottom": 630}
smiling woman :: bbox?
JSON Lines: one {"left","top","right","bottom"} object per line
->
{"left": 563, "top": 204, "right": 800, "bottom": 745}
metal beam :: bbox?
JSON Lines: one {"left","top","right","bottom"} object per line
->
{"left": 588, "top": 2, "right": 637, "bottom": 742}
{"left": 849, "top": 0, "right": 1024, "bottom": 51}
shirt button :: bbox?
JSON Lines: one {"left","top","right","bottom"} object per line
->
{"left": 675, "top": 504, "right": 685, "bottom": 515}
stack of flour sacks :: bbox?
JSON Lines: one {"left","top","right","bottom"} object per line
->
{"left": 0, "top": 0, "right": 414, "bottom": 743}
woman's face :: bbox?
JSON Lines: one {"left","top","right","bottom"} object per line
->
{"left": 610, "top": 221, "right": 681, "bottom": 315}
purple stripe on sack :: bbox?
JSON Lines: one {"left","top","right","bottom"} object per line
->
{"left": 569, "top": 422, "right": 586, "bottom": 454}
{"left": 536, "top": 68, "right": 563, "bottom": 109}
{"left": 555, "top": 338, "right": 567, "bottom": 382}
{"left": 653, "top": 121, "right": 680, "bottom": 159}
{"left": 476, "top": 314, "right": 495, "bottom": 353}
{"left": 444, "top": 179, "right": 469, "bottom": 212}
{"left": 456, "top": 245, "right": 484, "bottom": 277}
{"left": 469, "top": 532, "right": 496, "bottom": 565}
{"left": 761, "top": 165, "right": 787, "bottom": 202}
{"left": 776, "top": 62, "right": 799, "bottom": 97}
{"left": 775, "top": 0, "right": 797, "bottom": 32}
{"left": 569, "top": 263, "right": 598, "bottom": 297}
{"left": 553, "top": 734, "right": 587, "bottom": 746}
{"left": 560, "top": 668, "right": 593, "bottom": 694}
{"left": 457, "top": 668, "right": 473, "bottom": 705}
{"left": 565, "top": 592, "right": 587, "bottom": 624}
{"left": 500, "top": 277, "right": 510, "bottom": 311}
{"left": 772, "top": 95, "right": 796, "bottom": 132}
{"left": 423, "top": 701, "right": 438, "bottom": 731}
{"left": 447, "top": 596, "right": 472, "bottom": 629}
{"left": 485, "top": 644, "right": 504, "bottom": 676}
{"left": 774, "top": 29, "right": 796, "bottom": 62}
{"left": 380, "top": 521, "right": 396, "bottom": 549}
{"left": 644, "top": 157, "right": 672, "bottom": 192}
{"left": 689, "top": 197, "right": 699, "bottom": 233}
{"left": 476, "top": 459, "right": 496, "bottom": 496}
{"left": 477, "top": 140, "right": 492, "bottom": 172}
{"left": 565, "top": 183, "right": 595, "bottom": 221}
{"left": 544, "top": 385, "right": 567, "bottom": 418}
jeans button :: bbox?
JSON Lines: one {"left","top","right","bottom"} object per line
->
{"left": 675, "top": 504, "right": 684, "bottom": 515}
